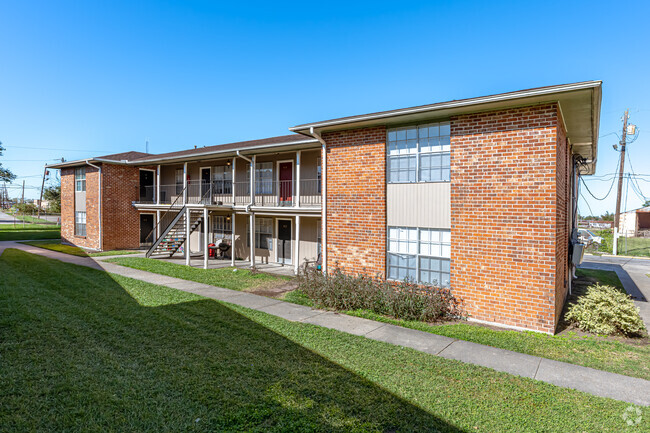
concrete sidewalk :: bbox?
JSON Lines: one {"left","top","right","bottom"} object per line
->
{"left": 2, "top": 241, "right": 649, "bottom": 406}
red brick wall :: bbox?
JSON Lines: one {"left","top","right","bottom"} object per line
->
{"left": 450, "top": 104, "right": 565, "bottom": 333}
{"left": 323, "top": 126, "right": 387, "bottom": 276}
{"left": 102, "top": 164, "right": 145, "bottom": 250}
{"left": 61, "top": 165, "right": 101, "bottom": 250}
{"left": 554, "top": 110, "right": 570, "bottom": 322}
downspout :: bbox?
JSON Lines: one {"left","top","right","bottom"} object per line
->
{"left": 309, "top": 127, "right": 327, "bottom": 273}
{"left": 86, "top": 160, "right": 103, "bottom": 251}
{"left": 237, "top": 151, "right": 256, "bottom": 268}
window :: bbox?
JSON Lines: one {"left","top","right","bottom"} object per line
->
{"left": 213, "top": 166, "right": 232, "bottom": 194}
{"left": 246, "top": 162, "right": 273, "bottom": 194}
{"left": 387, "top": 227, "right": 450, "bottom": 287}
{"left": 212, "top": 215, "right": 232, "bottom": 243}
{"left": 387, "top": 121, "right": 450, "bottom": 183}
{"left": 75, "top": 167, "right": 86, "bottom": 192}
{"left": 247, "top": 217, "right": 273, "bottom": 250}
{"left": 175, "top": 169, "right": 183, "bottom": 194}
{"left": 75, "top": 211, "right": 86, "bottom": 236}
{"left": 317, "top": 157, "right": 322, "bottom": 194}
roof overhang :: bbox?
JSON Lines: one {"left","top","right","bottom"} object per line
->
{"left": 290, "top": 81, "right": 602, "bottom": 174}
{"left": 46, "top": 158, "right": 130, "bottom": 169}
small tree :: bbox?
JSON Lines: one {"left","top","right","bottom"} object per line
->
{"left": 0, "top": 142, "right": 16, "bottom": 182}
{"left": 644, "top": 199, "right": 650, "bottom": 208}
{"left": 43, "top": 184, "right": 61, "bottom": 213}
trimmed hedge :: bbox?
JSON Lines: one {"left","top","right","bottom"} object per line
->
{"left": 565, "top": 283, "right": 646, "bottom": 336}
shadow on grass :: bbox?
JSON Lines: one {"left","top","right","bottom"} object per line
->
{"left": 0, "top": 249, "right": 462, "bottom": 432}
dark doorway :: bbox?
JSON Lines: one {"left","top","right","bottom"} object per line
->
{"left": 279, "top": 162, "right": 293, "bottom": 206}
{"left": 140, "top": 170, "right": 155, "bottom": 203}
{"left": 140, "top": 214, "right": 154, "bottom": 246}
{"left": 277, "top": 219, "right": 292, "bottom": 265}
{"left": 201, "top": 167, "right": 211, "bottom": 202}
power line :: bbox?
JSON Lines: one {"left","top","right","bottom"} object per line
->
{"left": 579, "top": 152, "right": 620, "bottom": 201}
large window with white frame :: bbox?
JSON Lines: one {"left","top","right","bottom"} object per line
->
{"left": 75, "top": 167, "right": 86, "bottom": 192}
{"left": 246, "top": 162, "right": 273, "bottom": 194}
{"left": 212, "top": 215, "right": 232, "bottom": 243}
{"left": 75, "top": 211, "right": 87, "bottom": 236}
{"left": 387, "top": 121, "right": 450, "bottom": 183}
{"left": 175, "top": 168, "right": 183, "bottom": 194}
{"left": 387, "top": 226, "right": 450, "bottom": 287}
{"left": 213, "top": 166, "right": 232, "bottom": 195}
{"left": 247, "top": 217, "right": 273, "bottom": 250}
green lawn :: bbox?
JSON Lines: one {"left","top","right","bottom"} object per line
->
{"left": 19, "top": 240, "right": 139, "bottom": 257}
{"left": 0, "top": 249, "right": 640, "bottom": 432}
{"left": 9, "top": 213, "right": 58, "bottom": 224}
{"left": 575, "top": 268, "right": 625, "bottom": 290}
{"left": 0, "top": 224, "right": 61, "bottom": 241}
{"left": 618, "top": 236, "right": 650, "bottom": 257}
{"left": 106, "top": 256, "right": 290, "bottom": 291}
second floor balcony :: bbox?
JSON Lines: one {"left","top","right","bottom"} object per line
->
{"left": 138, "top": 178, "right": 321, "bottom": 208}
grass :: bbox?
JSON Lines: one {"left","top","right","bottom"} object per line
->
{"left": 106, "top": 256, "right": 290, "bottom": 291}
{"left": 575, "top": 268, "right": 625, "bottom": 290}
{"left": 0, "top": 224, "right": 61, "bottom": 241}
{"left": 19, "top": 240, "right": 139, "bottom": 257}
{"left": 0, "top": 249, "right": 641, "bottom": 432}
{"left": 8, "top": 213, "right": 57, "bottom": 224}
{"left": 618, "top": 236, "right": 650, "bottom": 257}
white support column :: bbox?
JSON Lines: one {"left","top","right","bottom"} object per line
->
{"left": 251, "top": 156, "right": 256, "bottom": 205}
{"left": 156, "top": 210, "right": 161, "bottom": 238}
{"left": 203, "top": 208, "right": 209, "bottom": 269}
{"left": 183, "top": 162, "right": 188, "bottom": 205}
{"left": 185, "top": 207, "right": 191, "bottom": 266}
{"left": 294, "top": 215, "right": 301, "bottom": 275}
{"left": 249, "top": 213, "right": 256, "bottom": 269}
{"left": 296, "top": 150, "right": 301, "bottom": 208}
{"left": 231, "top": 212, "right": 236, "bottom": 267}
{"left": 231, "top": 158, "right": 236, "bottom": 205}
{"left": 156, "top": 165, "right": 161, "bottom": 205}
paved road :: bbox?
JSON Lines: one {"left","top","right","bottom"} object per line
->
{"left": 581, "top": 254, "right": 650, "bottom": 330}
{"left": 0, "top": 210, "right": 21, "bottom": 224}
{"left": 2, "top": 240, "right": 649, "bottom": 406}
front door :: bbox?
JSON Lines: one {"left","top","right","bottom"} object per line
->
{"left": 277, "top": 219, "right": 292, "bottom": 265}
{"left": 279, "top": 162, "right": 293, "bottom": 206}
{"left": 201, "top": 168, "right": 211, "bottom": 203}
{"left": 140, "top": 214, "right": 154, "bottom": 246}
{"left": 139, "top": 170, "right": 154, "bottom": 203}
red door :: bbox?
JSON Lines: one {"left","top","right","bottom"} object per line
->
{"left": 279, "top": 162, "right": 293, "bottom": 205}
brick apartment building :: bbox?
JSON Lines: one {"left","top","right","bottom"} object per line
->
{"left": 49, "top": 81, "right": 602, "bottom": 333}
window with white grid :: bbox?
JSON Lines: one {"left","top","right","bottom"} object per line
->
{"left": 387, "top": 121, "right": 450, "bottom": 183}
{"left": 75, "top": 211, "right": 86, "bottom": 236}
{"left": 212, "top": 215, "right": 232, "bottom": 243}
{"left": 75, "top": 167, "right": 86, "bottom": 192}
{"left": 387, "top": 226, "right": 450, "bottom": 287}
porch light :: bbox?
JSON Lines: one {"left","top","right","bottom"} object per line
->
{"left": 226, "top": 159, "right": 231, "bottom": 166}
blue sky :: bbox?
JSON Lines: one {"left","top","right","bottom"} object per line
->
{"left": 1, "top": 0, "right": 649, "bottom": 215}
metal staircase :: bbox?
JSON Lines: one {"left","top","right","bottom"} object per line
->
{"left": 146, "top": 207, "right": 204, "bottom": 258}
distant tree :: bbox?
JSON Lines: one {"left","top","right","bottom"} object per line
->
{"left": 43, "top": 183, "right": 61, "bottom": 213}
{"left": 601, "top": 211, "right": 614, "bottom": 221}
{"left": 644, "top": 199, "right": 650, "bottom": 208}
{"left": 0, "top": 141, "right": 16, "bottom": 182}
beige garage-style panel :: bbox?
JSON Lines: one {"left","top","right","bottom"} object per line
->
{"left": 387, "top": 183, "right": 450, "bottom": 228}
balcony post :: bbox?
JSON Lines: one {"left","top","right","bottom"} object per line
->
{"left": 231, "top": 212, "right": 236, "bottom": 267}
{"left": 156, "top": 165, "right": 160, "bottom": 205}
{"left": 251, "top": 156, "right": 256, "bottom": 205}
{"left": 250, "top": 212, "right": 256, "bottom": 269}
{"left": 203, "top": 208, "right": 209, "bottom": 269}
{"left": 231, "top": 158, "right": 236, "bottom": 205}
{"left": 183, "top": 162, "right": 188, "bottom": 205}
{"left": 294, "top": 215, "right": 300, "bottom": 275}
{"left": 296, "top": 150, "right": 301, "bottom": 207}
{"left": 185, "top": 207, "right": 191, "bottom": 266}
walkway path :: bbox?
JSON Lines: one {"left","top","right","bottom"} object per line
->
{"left": 2, "top": 240, "right": 649, "bottom": 406}
{"left": 581, "top": 254, "right": 650, "bottom": 330}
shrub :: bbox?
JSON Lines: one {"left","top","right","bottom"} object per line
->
{"left": 565, "top": 283, "right": 646, "bottom": 336}
{"left": 298, "top": 268, "right": 463, "bottom": 322}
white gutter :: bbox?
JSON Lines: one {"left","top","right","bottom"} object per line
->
{"left": 85, "top": 160, "right": 103, "bottom": 251}
{"left": 290, "top": 81, "right": 602, "bottom": 132}
{"left": 309, "top": 127, "right": 327, "bottom": 273}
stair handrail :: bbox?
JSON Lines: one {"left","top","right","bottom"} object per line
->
{"left": 144, "top": 184, "right": 187, "bottom": 257}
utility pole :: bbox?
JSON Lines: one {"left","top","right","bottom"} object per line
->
{"left": 37, "top": 167, "right": 47, "bottom": 219}
{"left": 21, "top": 180, "right": 25, "bottom": 227}
{"left": 614, "top": 109, "right": 629, "bottom": 231}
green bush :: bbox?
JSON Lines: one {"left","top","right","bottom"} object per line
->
{"left": 298, "top": 268, "right": 463, "bottom": 322}
{"left": 565, "top": 283, "right": 646, "bottom": 336}
{"left": 594, "top": 229, "right": 613, "bottom": 253}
